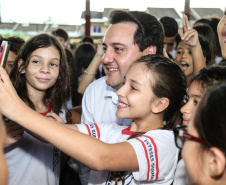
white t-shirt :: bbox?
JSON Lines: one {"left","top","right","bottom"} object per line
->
{"left": 77, "top": 123, "right": 179, "bottom": 185}
{"left": 4, "top": 106, "right": 67, "bottom": 185}
{"left": 173, "top": 159, "right": 188, "bottom": 185}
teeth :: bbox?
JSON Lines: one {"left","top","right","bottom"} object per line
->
{"left": 119, "top": 102, "right": 128, "bottom": 107}
{"left": 109, "top": 68, "right": 119, "bottom": 71}
{"left": 180, "top": 62, "right": 187, "bottom": 65}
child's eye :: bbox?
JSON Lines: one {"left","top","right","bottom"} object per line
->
{"left": 176, "top": 51, "right": 182, "bottom": 55}
{"left": 194, "top": 99, "right": 199, "bottom": 106}
{"left": 8, "top": 64, "right": 13, "bottom": 68}
{"left": 32, "top": 60, "right": 40, "bottom": 64}
{"left": 50, "top": 63, "right": 58, "bottom": 67}
{"left": 131, "top": 86, "right": 137, "bottom": 91}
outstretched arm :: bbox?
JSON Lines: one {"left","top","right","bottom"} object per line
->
{"left": 178, "top": 14, "right": 206, "bottom": 76}
{"left": 0, "top": 116, "right": 8, "bottom": 185}
{"left": 0, "top": 67, "right": 138, "bottom": 171}
{"left": 77, "top": 39, "right": 103, "bottom": 94}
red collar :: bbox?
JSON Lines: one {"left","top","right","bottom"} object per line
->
{"left": 122, "top": 126, "right": 141, "bottom": 136}
{"left": 39, "top": 102, "right": 52, "bottom": 116}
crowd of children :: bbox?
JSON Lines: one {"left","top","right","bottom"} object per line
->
{"left": 0, "top": 9, "right": 226, "bottom": 185}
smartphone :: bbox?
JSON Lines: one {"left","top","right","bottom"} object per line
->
{"left": 0, "top": 40, "right": 11, "bottom": 122}
{"left": 0, "top": 40, "right": 11, "bottom": 68}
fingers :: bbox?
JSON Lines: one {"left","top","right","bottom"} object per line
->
{"left": 178, "top": 28, "right": 184, "bottom": 40}
{"left": 181, "top": 29, "right": 198, "bottom": 41}
{"left": 5, "top": 121, "right": 24, "bottom": 137}
{"left": 184, "top": 14, "right": 192, "bottom": 30}
{"left": 4, "top": 121, "right": 24, "bottom": 147}
{"left": 182, "top": 14, "right": 192, "bottom": 34}
{"left": 46, "top": 112, "right": 64, "bottom": 124}
{"left": 96, "top": 38, "right": 104, "bottom": 56}
{"left": 0, "top": 66, "right": 11, "bottom": 85}
{"left": 46, "top": 112, "right": 58, "bottom": 118}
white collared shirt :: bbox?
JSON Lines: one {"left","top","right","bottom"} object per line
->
{"left": 81, "top": 76, "right": 132, "bottom": 126}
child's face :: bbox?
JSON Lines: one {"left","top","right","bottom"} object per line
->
{"left": 56, "top": 36, "right": 67, "bottom": 48}
{"left": 175, "top": 41, "right": 193, "bottom": 81}
{"left": 116, "top": 63, "right": 156, "bottom": 121}
{"left": 21, "top": 46, "right": 60, "bottom": 93}
{"left": 180, "top": 81, "right": 204, "bottom": 125}
{"left": 5, "top": 51, "right": 17, "bottom": 75}
{"left": 182, "top": 114, "right": 206, "bottom": 185}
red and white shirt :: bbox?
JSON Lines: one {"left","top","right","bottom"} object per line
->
{"left": 77, "top": 123, "right": 179, "bottom": 185}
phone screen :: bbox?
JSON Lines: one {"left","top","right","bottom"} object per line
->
{"left": 0, "top": 40, "right": 11, "bottom": 68}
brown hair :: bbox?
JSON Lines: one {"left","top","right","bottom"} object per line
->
{"left": 10, "top": 33, "right": 70, "bottom": 115}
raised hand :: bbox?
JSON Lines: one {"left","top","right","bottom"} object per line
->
{"left": 96, "top": 38, "right": 104, "bottom": 57}
{"left": 0, "top": 67, "right": 25, "bottom": 120}
{"left": 178, "top": 14, "right": 200, "bottom": 47}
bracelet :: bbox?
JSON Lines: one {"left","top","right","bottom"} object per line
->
{"left": 84, "top": 70, "right": 96, "bottom": 75}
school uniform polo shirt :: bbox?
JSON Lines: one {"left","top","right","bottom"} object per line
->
{"left": 80, "top": 76, "right": 132, "bottom": 185}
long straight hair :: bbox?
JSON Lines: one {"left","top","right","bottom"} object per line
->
{"left": 10, "top": 33, "right": 70, "bottom": 115}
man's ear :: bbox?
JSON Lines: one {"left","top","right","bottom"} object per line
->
{"left": 152, "top": 98, "right": 169, "bottom": 114}
{"left": 208, "top": 147, "right": 226, "bottom": 178}
{"left": 18, "top": 59, "right": 25, "bottom": 74}
{"left": 143, "top": 45, "right": 157, "bottom": 55}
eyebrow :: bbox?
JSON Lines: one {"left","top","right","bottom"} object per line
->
{"left": 130, "top": 79, "right": 142, "bottom": 86}
{"left": 124, "top": 76, "right": 142, "bottom": 86}
{"left": 177, "top": 46, "right": 190, "bottom": 50}
{"left": 103, "top": 42, "right": 126, "bottom": 47}
{"left": 187, "top": 94, "right": 202, "bottom": 98}
{"left": 30, "top": 55, "right": 60, "bottom": 61}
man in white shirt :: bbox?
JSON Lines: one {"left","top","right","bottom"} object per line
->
{"left": 82, "top": 9, "right": 164, "bottom": 125}
{"left": 80, "top": 9, "right": 164, "bottom": 185}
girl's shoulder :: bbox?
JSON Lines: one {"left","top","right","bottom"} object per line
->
{"left": 128, "top": 129, "right": 175, "bottom": 149}
{"left": 144, "top": 129, "right": 174, "bottom": 142}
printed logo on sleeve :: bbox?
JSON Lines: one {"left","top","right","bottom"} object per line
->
{"left": 136, "top": 135, "right": 159, "bottom": 181}
{"left": 85, "top": 123, "right": 100, "bottom": 139}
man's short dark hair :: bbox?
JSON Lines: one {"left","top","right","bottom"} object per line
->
{"left": 51, "top": 28, "right": 68, "bottom": 42}
{"left": 108, "top": 9, "right": 164, "bottom": 55}
{"left": 160, "top": 16, "right": 178, "bottom": 37}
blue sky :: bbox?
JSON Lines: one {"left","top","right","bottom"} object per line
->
{"left": 1, "top": 0, "right": 225, "bottom": 25}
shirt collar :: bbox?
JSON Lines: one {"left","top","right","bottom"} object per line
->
{"left": 122, "top": 126, "right": 141, "bottom": 136}
{"left": 104, "top": 84, "right": 118, "bottom": 104}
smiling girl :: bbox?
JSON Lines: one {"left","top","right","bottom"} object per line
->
{"left": 4, "top": 33, "right": 70, "bottom": 185}
{"left": 0, "top": 55, "right": 186, "bottom": 185}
